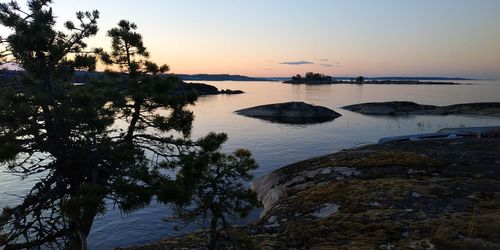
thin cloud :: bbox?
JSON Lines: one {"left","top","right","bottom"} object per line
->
{"left": 335, "top": 62, "right": 343, "bottom": 67}
{"left": 280, "top": 61, "right": 314, "bottom": 66}
{"left": 320, "top": 58, "right": 329, "bottom": 62}
{"left": 320, "top": 64, "right": 333, "bottom": 67}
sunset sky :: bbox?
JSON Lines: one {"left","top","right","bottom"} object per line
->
{"left": 3, "top": 0, "right": 500, "bottom": 78}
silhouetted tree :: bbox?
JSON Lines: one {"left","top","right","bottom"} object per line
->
{"left": 1, "top": 3, "right": 192, "bottom": 250}
{"left": 166, "top": 133, "right": 259, "bottom": 250}
{"left": 356, "top": 76, "right": 365, "bottom": 83}
{"left": 0, "top": 1, "right": 107, "bottom": 249}
{"left": 289, "top": 72, "right": 332, "bottom": 83}
{"left": 291, "top": 74, "right": 302, "bottom": 81}
{"left": 99, "top": 20, "right": 197, "bottom": 143}
{"left": 0, "top": 2, "right": 257, "bottom": 250}
{"left": 99, "top": 19, "right": 260, "bottom": 250}
{"left": 98, "top": 20, "right": 205, "bottom": 208}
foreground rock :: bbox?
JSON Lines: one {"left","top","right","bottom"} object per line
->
{"left": 123, "top": 137, "right": 500, "bottom": 249}
{"left": 251, "top": 137, "right": 500, "bottom": 249}
{"left": 236, "top": 102, "right": 341, "bottom": 124}
{"left": 343, "top": 101, "right": 500, "bottom": 117}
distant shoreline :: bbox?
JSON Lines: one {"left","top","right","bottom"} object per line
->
{"left": 283, "top": 79, "right": 464, "bottom": 85}
{"left": 177, "top": 74, "right": 273, "bottom": 82}
{"left": 1, "top": 70, "right": 477, "bottom": 82}
{"left": 271, "top": 76, "right": 475, "bottom": 81}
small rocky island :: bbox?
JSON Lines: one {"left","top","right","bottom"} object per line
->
{"left": 343, "top": 101, "right": 500, "bottom": 117}
{"left": 283, "top": 72, "right": 335, "bottom": 84}
{"left": 283, "top": 73, "right": 462, "bottom": 85}
{"left": 235, "top": 102, "right": 341, "bottom": 124}
{"left": 175, "top": 82, "right": 244, "bottom": 95}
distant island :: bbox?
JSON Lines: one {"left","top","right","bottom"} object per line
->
{"left": 175, "top": 82, "right": 244, "bottom": 96}
{"left": 283, "top": 72, "right": 466, "bottom": 85}
{"left": 0, "top": 70, "right": 271, "bottom": 82}
{"left": 177, "top": 74, "right": 272, "bottom": 81}
{"left": 284, "top": 72, "right": 335, "bottom": 84}
{"left": 0, "top": 70, "right": 243, "bottom": 96}
{"left": 1, "top": 68, "right": 473, "bottom": 84}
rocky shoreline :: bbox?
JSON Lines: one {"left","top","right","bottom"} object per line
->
{"left": 175, "top": 82, "right": 244, "bottom": 95}
{"left": 343, "top": 101, "right": 500, "bottom": 117}
{"left": 121, "top": 135, "right": 500, "bottom": 250}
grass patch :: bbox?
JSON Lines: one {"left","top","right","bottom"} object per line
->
{"left": 342, "top": 150, "right": 447, "bottom": 168}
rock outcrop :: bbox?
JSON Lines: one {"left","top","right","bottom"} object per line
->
{"left": 343, "top": 101, "right": 500, "bottom": 117}
{"left": 174, "top": 82, "right": 244, "bottom": 95}
{"left": 249, "top": 137, "right": 500, "bottom": 249}
{"left": 123, "top": 137, "right": 500, "bottom": 249}
{"left": 236, "top": 102, "right": 341, "bottom": 124}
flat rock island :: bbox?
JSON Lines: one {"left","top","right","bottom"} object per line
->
{"left": 343, "top": 101, "right": 500, "bottom": 117}
{"left": 236, "top": 102, "right": 341, "bottom": 124}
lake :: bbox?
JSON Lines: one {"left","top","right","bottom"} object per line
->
{"left": 1, "top": 80, "right": 499, "bottom": 249}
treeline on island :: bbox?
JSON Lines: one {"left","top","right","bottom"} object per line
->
{"left": 0, "top": 70, "right": 270, "bottom": 82}
{"left": 0, "top": 1, "right": 257, "bottom": 249}
{"left": 0, "top": 70, "right": 246, "bottom": 95}
{"left": 177, "top": 74, "right": 271, "bottom": 81}
{"left": 284, "top": 72, "right": 464, "bottom": 85}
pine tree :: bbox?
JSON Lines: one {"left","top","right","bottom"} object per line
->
{"left": 96, "top": 19, "right": 206, "bottom": 212}
{"left": 0, "top": 2, "right": 194, "bottom": 249}
{"left": 99, "top": 19, "right": 197, "bottom": 152}
{"left": 165, "top": 133, "right": 259, "bottom": 250}
{"left": 0, "top": 1, "right": 107, "bottom": 249}
{"left": 0, "top": 2, "right": 259, "bottom": 249}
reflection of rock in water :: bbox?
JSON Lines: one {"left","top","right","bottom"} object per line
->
{"left": 235, "top": 102, "right": 341, "bottom": 125}
{"left": 250, "top": 116, "right": 339, "bottom": 125}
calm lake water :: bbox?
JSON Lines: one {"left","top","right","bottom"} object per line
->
{"left": 1, "top": 80, "right": 500, "bottom": 249}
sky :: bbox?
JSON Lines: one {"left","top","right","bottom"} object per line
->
{"left": 2, "top": 0, "right": 500, "bottom": 78}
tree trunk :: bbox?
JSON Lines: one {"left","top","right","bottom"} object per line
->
{"left": 222, "top": 217, "right": 241, "bottom": 250}
{"left": 66, "top": 203, "right": 98, "bottom": 250}
{"left": 209, "top": 216, "right": 218, "bottom": 250}
{"left": 125, "top": 99, "right": 142, "bottom": 142}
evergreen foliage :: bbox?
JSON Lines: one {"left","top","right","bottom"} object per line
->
{"left": 165, "top": 133, "right": 259, "bottom": 250}
{"left": 0, "top": 1, "right": 259, "bottom": 249}
{"left": 356, "top": 76, "right": 365, "bottom": 83}
{"left": 0, "top": 1, "right": 107, "bottom": 248}
{"left": 290, "top": 72, "right": 333, "bottom": 83}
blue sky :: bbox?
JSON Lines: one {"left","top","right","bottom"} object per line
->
{"left": 3, "top": 0, "right": 500, "bottom": 78}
